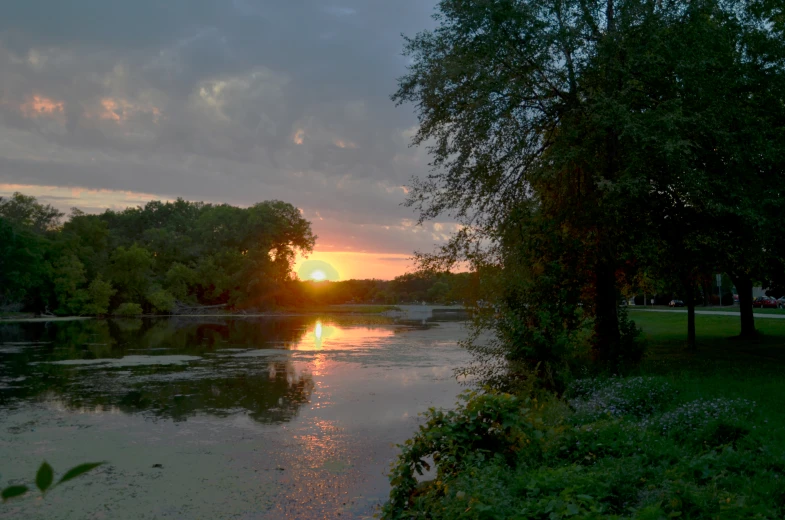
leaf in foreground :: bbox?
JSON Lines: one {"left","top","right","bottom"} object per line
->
{"left": 35, "top": 462, "right": 54, "bottom": 493}
{"left": 57, "top": 462, "right": 105, "bottom": 485}
{"left": 1, "top": 485, "right": 29, "bottom": 502}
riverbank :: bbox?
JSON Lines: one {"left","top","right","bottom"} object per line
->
{"left": 0, "top": 304, "right": 405, "bottom": 323}
{"left": 0, "top": 315, "right": 94, "bottom": 323}
{"left": 383, "top": 311, "right": 785, "bottom": 519}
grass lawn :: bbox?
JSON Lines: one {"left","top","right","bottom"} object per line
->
{"left": 628, "top": 309, "right": 785, "bottom": 438}
{"left": 630, "top": 305, "right": 785, "bottom": 315}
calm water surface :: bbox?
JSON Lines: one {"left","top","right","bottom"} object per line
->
{"left": 0, "top": 308, "right": 470, "bottom": 519}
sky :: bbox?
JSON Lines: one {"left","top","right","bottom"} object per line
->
{"left": 0, "top": 0, "right": 459, "bottom": 280}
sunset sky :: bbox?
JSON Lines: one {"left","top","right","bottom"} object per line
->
{"left": 0, "top": 1, "right": 459, "bottom": 280}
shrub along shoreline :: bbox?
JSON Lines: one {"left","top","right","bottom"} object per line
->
{"left": 383, "top": 378, "right": 782, "bottom": 519}
{"left": 382, "top": 313, "right": 785, "bottom": 519}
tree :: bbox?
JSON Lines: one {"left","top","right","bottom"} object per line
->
{"left": 3, "top": 193, "right": 315, "bottom": 314}
{"left": 0, "top": 192, "right": 63, "bottom": 234}
{"left": 395, "top": 0, "right": 785, "bottom": 375}
{"left": 164, "top": 263, "right": 197, "bottom": 301}
{"left": 393, "top": 0, "right": 657, "bottom": 364}
{"left": 629, "top": 0, "right": 785, "bottom": 339}
{"left": 0, "top": 217, "right": 49, "bottom": 310}
{"left": 83, "top": 277, "right": 115, "bottom": 315}
{"left": 108, "top": 245, "right": 154, "bottom": 305}
{"left": 51, "top": 254, "right": 89, "bottom": 315}
{"left": 147, "top": 289, "right": 175, "bottom": 313}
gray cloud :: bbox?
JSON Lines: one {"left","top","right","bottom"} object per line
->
{"left": 0, "top": 0, "right": 443, "bottom": 257}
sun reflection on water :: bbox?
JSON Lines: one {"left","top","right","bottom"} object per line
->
{"left": 291, "top": 320, "right": 395, "bottom": 351}
{"left": 314, "top": 320, "right": 323, "bottom": 349}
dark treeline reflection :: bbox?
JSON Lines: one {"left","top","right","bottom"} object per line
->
{"left": 0, "top": 317, "right": 322, "bottom": 424}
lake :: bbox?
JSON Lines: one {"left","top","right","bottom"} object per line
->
{"left": 0, "top": 306, "right": 471, "bottom": 519}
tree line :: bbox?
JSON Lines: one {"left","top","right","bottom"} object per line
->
{"left": 0, "top": 192, "right": 315, "bottom": 316}
{"left": 395, "top": 0, "right": 785, "bottom": 387}
{"left": 283, "top": 271, "right": 472, "bottom": 307}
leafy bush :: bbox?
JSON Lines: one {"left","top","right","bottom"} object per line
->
{"left": 567, "top": 376, "right": 675, "bottom": 422}
{"left": 384, "top": 390, "right": 544, "bottom": 517}
{"left": 147, "top": 289, "right": 175, "bottom": 313}
{"left": 82, "top": 277, "right": 115, "bottom": 315}
{"left": 383, "top": 379, "right": 785, "bottom": 520}
{"left": 114, "top": 302, "right": 143, "bottom": 316}
{"left": 646, "top": 398, "right": 759, "bottom": 447}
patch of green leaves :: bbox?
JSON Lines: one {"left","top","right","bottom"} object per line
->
{"left": 382, "top": 380, "right": 785, "bottom": 519}
{"left": 2, "top": 461, "right": 105, "bottom": 503}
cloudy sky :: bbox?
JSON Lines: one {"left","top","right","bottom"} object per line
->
{"left": 0, "top": 0, "right": 458, "bottom": 280}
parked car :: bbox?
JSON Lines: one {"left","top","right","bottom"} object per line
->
{"left": 752, "top": 296, "right": 778, "bottom": 309}
{"left": 668, "top": 299, "right": 684, "bottom": 307}
{"left": 778, "top": 297, "right": 785, "bottom": 309}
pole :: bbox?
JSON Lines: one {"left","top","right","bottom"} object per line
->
{"left": 716, "top": 274, "right": 722, "bottom": 306}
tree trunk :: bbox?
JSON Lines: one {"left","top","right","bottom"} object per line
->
{"left": 730, "top": 273, "right": 756, "bottom": 338}
{"left": 593, "top": 259, "right": 621, "bottom": 360}
{"left": 685, "top": 281, "right": 696, "bottom": 350}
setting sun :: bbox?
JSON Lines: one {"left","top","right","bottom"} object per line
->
{"left": 297, "top": 259, "right": 340, "bottom": 282}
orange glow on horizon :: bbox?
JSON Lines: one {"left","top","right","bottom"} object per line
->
{"left": 295, "top": 251, "right": 413, "bottom": 281}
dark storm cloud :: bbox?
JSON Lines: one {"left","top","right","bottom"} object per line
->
{"left": 0, "top": 0, "right": 443, "bottom": 255}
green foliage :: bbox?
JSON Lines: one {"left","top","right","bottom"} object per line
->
{"left": 114, "top": 303, "right": 143, "bottom": 316}
{"left": 146, "top": 288, "right": 175, "bottom": 313}
{"left": 1, "top": 486, "right": 28, "bottom": 502}
{"left": 0, "top": 192, "right": 63, "bottom": 233}
{"left": 383, "top": 382, "right": 785, "bottom": 520}
{"left": 35, "top": 462, "right": 53, "bottom": 493}
{"left": 51, "top": 254, "right": 89, "bottom": 315}
{"left": 384, "top": 313, "right": 785, "bottom": 519}
{"left": 385, "top": 390, "right": 544, "bottom": 516}
{"left": 2, "top": 461, "right": 104, "bottom": 503}
{"left": 57, "top": 462, "right": 105, "bottom": 485}
{"left": 1, "top": 194, "right": 315, "bottom": 315}
{"left": 394, "top": 0, "right": 785, "bottom": 384}
{"left": 108, "top": 244, "right": 154, "bottom": 303}
{"left": 0, "top": 217, "right": 48, "bottom": 309}
{"left": 566, "top": 376, "right": 676, "bottom": 423}
{"left": 164, "top": 263, "right": 197, "bottom": 301}
{"left": 83, "top": 277, "right": 115, "bottom": 315}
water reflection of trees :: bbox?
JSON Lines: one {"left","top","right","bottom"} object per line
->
{"left": 0, "top": 317, "right": 317, "bottom": 424}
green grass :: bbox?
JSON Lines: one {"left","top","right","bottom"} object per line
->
{"left": 383, "top": 311, "right": 785, "bottom": 519}
{"left": 629, "top": 309, "right": 785, "bottom": 371}
{"left": 635, "top": 305, "right": 785, "bottom": 315}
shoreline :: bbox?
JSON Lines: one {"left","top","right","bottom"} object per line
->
{"left": 0, "top": 310, "right": 403, "bottom": 323}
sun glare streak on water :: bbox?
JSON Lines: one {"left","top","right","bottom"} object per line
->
{"left": 315, "top": 320, "right": 323, "bottom": 349}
